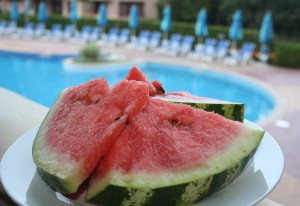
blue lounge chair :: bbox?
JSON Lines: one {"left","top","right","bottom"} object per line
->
{"left": 61, "top": 24, "right": 75, "bottom": 41}
{"left": 138, "top": 30, "right": 151, "bottom": 45}
{"left": 117, "top": 28, "right": 130, "bottom": 46}
{"left": 188, "top": 38, "right": 217, "bottom": 60}
{"left": 20, "top": 22, "right": 35, "bottom": 39}
{"left": 168, "top": 33, "right": 182, "bottom": 51}
{"left": 4, "top": 21, "right": 17, "bottom": 35}
{"left": 125, "top": 30, "right": 150, "bottom": 50}
{"left": 0, "top": 20, "right": 8, "bottom": 36}
{"left": 41, "top": 23, "right": 62, "bottom": 41}
{"left": 89, "top": 26, "right": 101, "bottom": 42}
{"left": 76, "top": 25, "right": 93, "bottom": 43}
{"left": 215, "top": 39, "right": 230, "bottom": 60}
{"left": 147, "top": 31, "right": 162, "bottom": 50}
{"left": 156, "top": 33, "right": 182, "bottom": 54}
{"left": 133, "top": 30, "right": 151, "bottom": 50}
{"left": 202, "top": 38, "right": 217, "bottom": 59}
{"left": 202, "top": 39, "right": 230, "bottom": 62}
{"left": 33, "top": 23, "right": 46, "bottom": 38}
{"left": 223, "top": 42, "right": 256, "bottom": 65}
{"left": 51, "top": 23, "right": 63, "bottom": 41}
{"left": 178, "top": 35, "right": 195, "bottom": 56}
{"left": 104, "top": 27, "right": 120, "bottom": 47}
{"left": 239, "top": 42, "right": 256, "bottom": 64}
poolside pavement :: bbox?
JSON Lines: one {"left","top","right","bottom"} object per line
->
{"left": 1, "top": 37, "right": 300, "bottom": 205}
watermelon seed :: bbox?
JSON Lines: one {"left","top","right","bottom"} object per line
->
{"left": 94, "top": 99, "right": 100, "bottom": 104}
{"left": 159, "top": 87, "right": 165, "bottom": 94}
{"left": 169, "top": 119, "right": 179, "bottom": 126}
{"left": 115, "top": 116, "right": 121, "bottom": 121}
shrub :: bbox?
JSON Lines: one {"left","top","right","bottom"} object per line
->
{"left": 273, "top": 40, "right": 300, "bottom": 69}
{"left": 78, "top": 44, "right": 100, "bottom": 63}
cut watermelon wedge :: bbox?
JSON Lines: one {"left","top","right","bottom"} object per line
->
{"left": 32, "top": 78, "right": 149, "bottom": 194}
{"left": 154, "top": 91, "right": 244, "bottom": 122}
{"left": 125, "top": 66, "right": 165, "bottom": 95}
{"left": 86, "top": 98, "right": 264, "bottom": 205}
{"left": 32, "top": 66, "right": 264, "bottom": 206}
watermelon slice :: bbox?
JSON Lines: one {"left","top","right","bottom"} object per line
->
{"left": 86, "top": 98, "right": 264, "bottom": 205}
{"left": 125, "top": 66, "right": 165, "bottom": 95}
{"left": 154, "top": 91, "right": 244, "bottom": 122}
{"left": 32, "top": 78, "right": 150, "bottom": 193}
{"left": 32, "top": 66, "right": 264, "bottom": 205}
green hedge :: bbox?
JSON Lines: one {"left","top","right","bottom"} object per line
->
{"left": 1, "top": 13, "right": 299, "bottom": 68}
{"left": 272, "top": 41, "right": 300, "bottom": 68}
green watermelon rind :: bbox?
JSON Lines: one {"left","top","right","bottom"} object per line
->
{"left": 156, "top": 99, "right": 244, "bottom": 122}
{"left": 32, "top": 90, "right": 82, "bottom": 194}
{"left": 86, "top": 128, "right": 264, "bottom": 206}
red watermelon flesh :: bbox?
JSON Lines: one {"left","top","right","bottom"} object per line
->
{"left": 86, "top": 98, "right": 262, "bottom": 199}
{"left": 125, "top": 66, "right": 164, "bottom": 95}
{"left": 91, "top": 99, "right": 240, "bottom": 174}
{"left": 33, "top": 78, "right": 150, "bottom": 193}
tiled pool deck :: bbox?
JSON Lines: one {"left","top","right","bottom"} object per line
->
{"left": 0, "top": 37, "right": 299, "bottom": 206}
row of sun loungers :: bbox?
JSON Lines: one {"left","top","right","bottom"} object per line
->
{"left": 0, "top": 20, "right": 45, "bottom": 39}
{"left": 0, "top": 20, "right": 256, "bottom": 65}
{"left": 0, "top": 21, "right": 17, "bottom": 36}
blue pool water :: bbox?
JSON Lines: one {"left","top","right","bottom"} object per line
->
{"left": 0, "top": 50, "right": 275, "bottom": 122}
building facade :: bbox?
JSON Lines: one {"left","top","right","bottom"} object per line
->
{"left": 1, "top": 0, "right": 159, "bottom": 20}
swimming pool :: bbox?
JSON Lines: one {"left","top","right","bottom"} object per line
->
{"left": 0, "top": 50, "right": 275, "bottom": 122}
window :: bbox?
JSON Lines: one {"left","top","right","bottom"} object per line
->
{"left": 119, "top": 2, "right": 144, "bottom": 17}
{"left": 51, "top": 0, "right": 62, "bottom": 14}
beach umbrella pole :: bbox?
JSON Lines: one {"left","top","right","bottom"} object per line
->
{"left": 260, "top": 43, "right": 270, "bottom": 54}
{"left": 198, "top": 36, "right": 203, "bottom": 45}
{"left": 73, "top": 22, "right": 77, "bottom": 31}
{"left": 231, "top": 40, "right": 237, "bottom": 50}
{"left": 259, "top": 43, "right": 270, "bottom": 63}
{"left": 163, "top": 32, "right": 168, "bottom": 40}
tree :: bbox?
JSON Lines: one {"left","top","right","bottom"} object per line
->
{"left": 156, "top": 0, "right": 300, "bottom": 39}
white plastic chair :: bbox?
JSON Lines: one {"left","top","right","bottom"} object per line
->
{"left": 117, "top": 28, "right": 130, "bottom": 46}
{"left": 188, "top": 38, "right": 217, "bottom": 60}
{"left": 89, "top": 26, "right": 101, "bottom": 42}
{"left": 61, "top": 24, "right": 75, "bottom": 41}
{"left": 41, "top": 23, "right": 62, "bottom": 41}
{"left": 147, "top": 31, "right": 162, "bottom": 50}
{"left": 223, "top": 42, "right": 256, "bottom": 65}
{"left": 33, "top": 23, "right": 46, "bottom": 39}
{"left": 4, "top": 21, "right": 17, "bottom": 36}
{"left": 156, "top": 33, "right": 182, "bottom": 55}
{"left": 178, "top": 35, "right": 195, "bottom": 56}
{"left": 126, "top": 30, "right": 150, "bottom": 50}
{"left": 20, "top": 22, "right": 35, "bottom": 39}
{"left": 0, "top": 20, "right": 7, "bottom": 36}
{"left": 101, "top": 27, "right": 120, "bottom": 47}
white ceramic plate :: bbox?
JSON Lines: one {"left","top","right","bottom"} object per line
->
{"left": 1, "top": 121, "right": 284, "bottom": 206}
